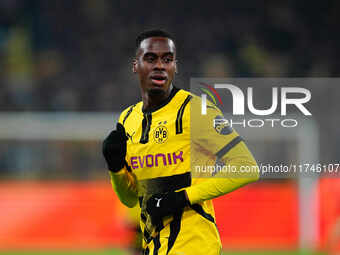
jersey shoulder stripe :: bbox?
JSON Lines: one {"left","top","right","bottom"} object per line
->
{"left": 175, "top": 94, "right": 192, "bottom": 134}
{"left": 118, "top": 101, "right": 143, "bottom": 125}
{"left": 122, "top": 104, "right": 136, "bottom": 124}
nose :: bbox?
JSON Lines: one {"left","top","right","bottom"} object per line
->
{"left": 154, "top": 58, "right": 165, "bottom": 70}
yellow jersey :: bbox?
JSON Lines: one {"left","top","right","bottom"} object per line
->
{"left": 109, "top": 87, "right": 258, "bottom": 255}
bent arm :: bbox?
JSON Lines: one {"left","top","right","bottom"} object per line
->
{"left": 185, "top": 140, "right": 259, "bottom": 205}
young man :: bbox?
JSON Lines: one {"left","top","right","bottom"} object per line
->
{"left": 103, "top": 29, "right": 259, "bottom": 255}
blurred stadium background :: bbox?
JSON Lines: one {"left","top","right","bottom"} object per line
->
{"left": 1, "top": 1, "right": 340, "bottom": 254}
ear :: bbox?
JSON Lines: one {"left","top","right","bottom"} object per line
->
{"left": 175, "top": 59, "right": 178, "bottom": 74}
{"left": 132, "top": 59, "right": 137, "bottom": 73}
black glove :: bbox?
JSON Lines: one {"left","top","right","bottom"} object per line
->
{"left": 146, "top": 190, "right": 189, "bottom": 226}
{"left": 102, "top": 123, "right": 128, "bottom": 172}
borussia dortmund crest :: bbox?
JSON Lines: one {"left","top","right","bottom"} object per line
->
{"left": 153, "top": 125, "right": 168, "bottom": 144}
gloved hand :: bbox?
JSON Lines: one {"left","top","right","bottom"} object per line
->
{"left": 102, "top": 123, "right": 128, "bottom": 172}
{"left": 146, "top": 190, "right": 189, "bottom": 227}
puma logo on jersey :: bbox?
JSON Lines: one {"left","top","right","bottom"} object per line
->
{"left": 154, "top": 197, "right": 162, "bottom": 207}
{"left": 126, "top": 131, "right": 135, "bottom": 143}
{"left": 130, "top": 151, "right": 184, "bottom": 169}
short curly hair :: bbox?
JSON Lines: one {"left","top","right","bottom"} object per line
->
{"left": 135, "top": 29, "right": 175, "bottom": 53}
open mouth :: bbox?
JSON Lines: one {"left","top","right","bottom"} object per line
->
{"left": 150, "top": 75, "right": 167, "bottom": 86}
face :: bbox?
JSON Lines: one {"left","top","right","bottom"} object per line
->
{"left": 133, "top": 37, "right": 177, "bottom": 98}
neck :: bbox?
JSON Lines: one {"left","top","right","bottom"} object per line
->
{"left": 142, "top": 84, "right": 174, "bottom": 112}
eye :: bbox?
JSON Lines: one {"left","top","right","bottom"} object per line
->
{"left": 145, "top": 56, "right": 156, "bottom": 63}
{"left": 163, "top": 56, "right": 173, "bottom": 64}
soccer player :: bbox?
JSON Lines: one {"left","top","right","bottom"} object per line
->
{"left": 103, "top": 29, "right": 259, "bottom": 255}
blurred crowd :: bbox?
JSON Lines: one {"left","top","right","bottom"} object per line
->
{"left": 0, "top": 0, "right": 339, "bottom": 111}
{"left": 0, "top": 1, "right": 340, "bottom": 179}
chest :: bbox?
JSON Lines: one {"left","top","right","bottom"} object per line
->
{"left": 124, "top": 111, "right": 190, "bottom": 173}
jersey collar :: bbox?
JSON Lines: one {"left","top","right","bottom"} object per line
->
{"left": 142, "top": 86, "right": 180, "bottom": 114}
